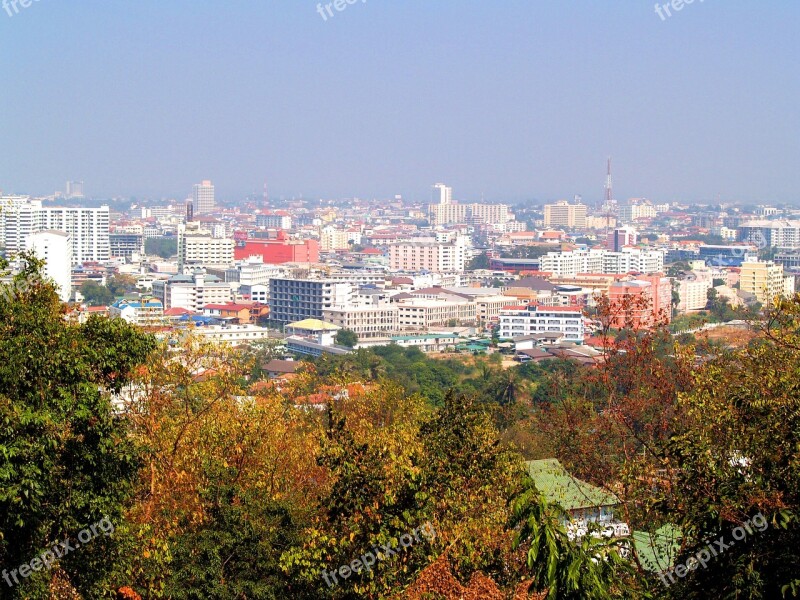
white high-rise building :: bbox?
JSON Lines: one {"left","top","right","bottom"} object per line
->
{"left": 432, "top": 183, "right": 452, "bottom": 206}
{"left": 193, "top": 180, "right": 216, "bottom": 215}
{"left": 40, "top": 206, "right": 110, "bottom": 264}
{"left": 1, "top": 198, "right": 109, "bottom": 265}
{"left": 25, "top": 230, "right": 73, "bottom": 302}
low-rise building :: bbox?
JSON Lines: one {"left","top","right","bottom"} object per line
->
{"left": 498, "top": 305, "right": 585, "bottom": 344}
{"left": 108, "top": 298, "right": 164, "bottom": 327}
{"left": 322, "top": 305, "right": 399, "bottom": 339}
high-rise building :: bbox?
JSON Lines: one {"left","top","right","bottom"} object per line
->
{"left": 739, "top": 260, "right": 793, "bottom": 306}
{"left": 40, "top": 206, "right": 110, "bottom": 264}
{"left": 25, "top": 230, "right": 72, "bottom": 302}
{"left": 432, "top": 183, "right": 452, "bottom": 206}
{"left": 66, "top": 181, "right": 85, "bottom": 198}
{"left": 607, "top": 226, "right": 638, "bottom": 252}
{"left": 543, "top": 200, "right": 587, "bottom": 229}
{"left": 192, "top": 180, "right": 215, "bottom": 215}
{"left": 1, "top": 199, "right": 109, "bottom": 265}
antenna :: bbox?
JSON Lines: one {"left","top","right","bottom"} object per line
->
{"left": 604, "top": 158, "right": 614, "bottom": 242}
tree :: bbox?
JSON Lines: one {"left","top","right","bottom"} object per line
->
{"left": 144, "top": 237, "right": 177, "bottom": 259}
{"left": 80, "top": 279, "right": 115, "bottom": 306}
{"left": 468, "top": 252, "right": 490, "bottom": 270}
{"left": 0, "top": 254, "right": 156, "bottom": 598}
{"left": 334, "top": 329, "right": 358, "bottom": 348}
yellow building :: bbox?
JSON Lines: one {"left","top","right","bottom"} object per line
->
{"left": 739, "top": 260, "right": 791, "bottom": 306}
{"left": 543, "top": 200, "right": 587, "bottom": 228}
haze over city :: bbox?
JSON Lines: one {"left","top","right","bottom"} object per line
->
{"left": 1, "top": 0, "right": 799, "bottom": 203}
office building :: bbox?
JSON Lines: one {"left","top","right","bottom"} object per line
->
{"left": 177, "top": 221, "right": 234, "bottom": 271}
{"left": 607, "top": 226, "right": 637, "bottom": 252}
{"left": 268, "top": 278, "right": 354, "bottom": 325}
{"left": 543, "top": 200, "right": 587, "bottom": 229}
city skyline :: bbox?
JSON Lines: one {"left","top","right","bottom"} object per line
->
{"left": 1, "top": 2, "right": 798, "bottom": 203}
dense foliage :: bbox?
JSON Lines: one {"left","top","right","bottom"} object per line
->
{"left": 4, "top": 258, "right": 800, "bottom": 598}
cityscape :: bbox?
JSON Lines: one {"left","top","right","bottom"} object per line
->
{"left": 1, "top": 2, "right": 799, "bottom": 599}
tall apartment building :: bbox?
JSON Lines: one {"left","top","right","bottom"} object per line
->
{"left": 192, "top": 180, "right": 215, "bottom": 215}
{"left": 268, "top": 278, "right": 354, "bottom": 325}
{"left": 389, "top": 237, "right": 471, "bottom": 273}
{"left": 177, "top": 221, "right": 234, "bottom": 271}
{"left": 498, "top": 305, "right": 585, "bottom": 343}
{"left": 25, "top": 230, "right": 72, "bottom": 302}
{"left": 1, "top": 198, "right": 110, "bottom": 265}
{"left": 543, "top": 200, "right": 587, "bottom": 229}
{"left": 432, "top": 183, "right": 453, "bottom": 206}
{"left": 739, "top": 259, "right": 793, "bottom": 306}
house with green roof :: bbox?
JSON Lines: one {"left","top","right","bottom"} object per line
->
{"left": 526, "top": 459, "right": 626, "bottom": 537}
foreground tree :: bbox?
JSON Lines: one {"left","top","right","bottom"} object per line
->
{"left": 0, "top": 255, "right": 156, "bottom": 598}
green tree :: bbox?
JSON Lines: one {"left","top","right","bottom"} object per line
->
{"left": 144, "top": 236, "right": 178, "bottom": 259}
{"left": 468, "top": 252, "right": 491, "bottom": 270}
{"left": 334, "top": 328, "right": 358, "bottom": 348}
{"left": 79, "top": 279, "right": 115, "bottom": 306}
{"left": 0, "top": 254, "right": 156, "bottom": 598}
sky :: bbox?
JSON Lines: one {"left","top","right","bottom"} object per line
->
{"left": 0, "top": 0, "right": 798, "bottom": 205}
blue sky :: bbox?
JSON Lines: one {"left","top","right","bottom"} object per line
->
{"left": 0, "top": 1, "right": 798, "bottom": 204}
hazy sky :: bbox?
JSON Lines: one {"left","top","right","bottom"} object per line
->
{"left": 1, "top": 1, "right": 798, "bottom": 205}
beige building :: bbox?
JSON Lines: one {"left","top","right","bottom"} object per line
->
{"left": 389, "top": 238, "right": 470, "bottom": 273}
{"left": 543, "top": 201, "right": 587, "bottom": 229}
{"left": 396, "top": 299, "right": 477, "bottom": 328}
{"left": 320, "top": 226, "right": 361, "bottom": 252}
{"left": 178, "top": 221, "right": 234, "bottom": 270}
{"left": 322, "top": 305, "right": 399, "bottom": 339}
{"left": 739, "top": 260, "right": 792, "bottom": 306}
